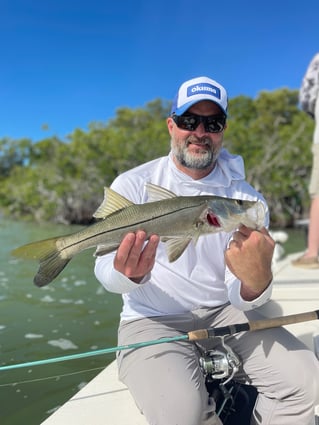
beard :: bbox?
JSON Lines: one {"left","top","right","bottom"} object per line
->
{"left": 171, "top": 135, "right": 221, "bottom": 170}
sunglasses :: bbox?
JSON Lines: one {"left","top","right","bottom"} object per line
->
{"left": 172, "top": 113, "right": 226, "bottom": 133}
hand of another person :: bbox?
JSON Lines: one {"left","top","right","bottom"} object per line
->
{"left": 225, "top": 225, "right": 275, "bottom": 301}
{"left": 113, "top": 231, "right": 160, "bottom": 283}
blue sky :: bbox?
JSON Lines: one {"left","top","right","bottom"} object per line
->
{"left": 1, "top": 0, "right": 319, "bottom": 142}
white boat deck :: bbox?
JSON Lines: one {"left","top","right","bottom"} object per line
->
{"left": 40, "top": 252, "right": 319, "bottom": 425}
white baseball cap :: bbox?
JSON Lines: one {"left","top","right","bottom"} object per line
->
{"left": 170, "top": 76, "right": 228, "bottom": 116}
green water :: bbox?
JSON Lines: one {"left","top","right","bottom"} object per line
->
{"left": 0, "top": 219, "right": 122, "bottom": 425}
{"left": 0, "top": 219, "right": 306, "bottom": 425}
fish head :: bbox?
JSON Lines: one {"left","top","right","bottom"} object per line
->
{"left": 203, "top": 197, "right": 265, "bottom": 233}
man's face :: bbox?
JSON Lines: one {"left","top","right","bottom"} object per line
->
{"left": 167, "top": 100, "right": 226, "bottom": 174}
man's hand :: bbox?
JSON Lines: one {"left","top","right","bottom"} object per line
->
{"left": 225, "top": 225, "right": 275, "bottom": 301}
{"left": 114, "top": 231, "right": 160, "bottom": 283}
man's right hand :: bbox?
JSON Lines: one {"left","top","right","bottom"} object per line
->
{"left": 113, "top": 231, "right": 160, "bottom": 283}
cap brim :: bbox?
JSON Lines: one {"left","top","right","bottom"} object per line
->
{"left": 173, "top": 99, "right": 227, "bottom": 116}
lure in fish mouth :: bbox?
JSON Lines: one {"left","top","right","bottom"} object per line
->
{"left": 11, "top": 183, "right": 265, "bottom": 287}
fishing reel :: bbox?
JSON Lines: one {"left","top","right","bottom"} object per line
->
{"left": 199, "top": 336, "right": 241, "bottom": 384}
{"left": 199, "top": 337, "right": 246, "bottom": 422}
{"left": 198, "top": 338, "right": 258, "bottom": 424}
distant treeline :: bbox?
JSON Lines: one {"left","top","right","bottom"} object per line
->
{"left": 0, "top": 89, "right": 314, "bottom": 227}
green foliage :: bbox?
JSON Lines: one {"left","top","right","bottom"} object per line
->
{"left": 0, "top": 137, "right": 33, "bottom": 177}
{"left": 0, "top": 91, "right": 314, "bottom": 227}
{"left": 225, "top": 89, "right": 314, "bottom": 226}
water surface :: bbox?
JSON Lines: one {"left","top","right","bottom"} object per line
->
{"left": 0, "top": 219, "right": 122, "bottom": 425}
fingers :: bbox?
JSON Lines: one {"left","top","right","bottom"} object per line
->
{"left": 115, "top": 232, "right": 146, "bottom": 265}
{"left": 229, "top": 225, "right": 250, "bottom": 248}
{"left": 225, "top": 225, "right": 275, "bottom": 300}
{"left": 114, "top": 231, "right": 160, "bottom": 281}
{"left": 231, "top": 225, "right": 273, "bottom": 246}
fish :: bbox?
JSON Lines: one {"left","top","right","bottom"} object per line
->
{"left": 11, "top": 183, "right": 265, "bottom": 287}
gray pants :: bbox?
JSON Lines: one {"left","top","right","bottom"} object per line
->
{"left": 117, "top": 304, "right": 319, "bottom": 425}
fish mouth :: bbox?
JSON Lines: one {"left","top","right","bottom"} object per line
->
{"left": 207, "top": 211, "right": 221, "bottom": 227}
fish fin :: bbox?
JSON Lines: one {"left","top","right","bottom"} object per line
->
{"left": 163, "top": 237, "right": 192, "bottom": 262}
{"left": 11, "top": 238, "right": 60, "bottom": 260}
{"left": 94, "top": 245, "right": 108, "bottom": 256}
{"left": 192, "top": 231, "right": 201, "bottom": 246}
{"left": 34, "top": 256, "right": 70, "bottom": 287}
{"left": 145, "top": 183, "right": 177, "bottom": 202}
{"left": 11, "top": 238, "right": 70, "bottom": 287}
{"left": 94, "top": 243, "right": 120, "bottom": 257}
{"left": 93, "top": 187, "right": 134, "bottom": 219}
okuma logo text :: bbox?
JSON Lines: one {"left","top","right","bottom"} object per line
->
{"left": 187, "top": 83, "right": 221, "bottom": 99}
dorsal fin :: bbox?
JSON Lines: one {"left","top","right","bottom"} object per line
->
{"left": 93, "top": 187, "right": 134, "bottom": 219}
{"left": 146, "top": 183, "right": 177, "bottom": 202}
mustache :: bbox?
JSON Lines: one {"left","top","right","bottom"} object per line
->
{"left": 186, "top": 135, "right": 212, "bottom": 146}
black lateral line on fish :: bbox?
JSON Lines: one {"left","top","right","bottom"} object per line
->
{"left": 58, "top": 202, "right": 208, "bottom": 252}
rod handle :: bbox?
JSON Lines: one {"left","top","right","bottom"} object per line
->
{"left": 249, "top": 310, "right": 319, "bottom": 331}
{"left": 187, "top": 310, "right": 319, "bottom": 341}
{"left": 187, "top": 329, "right": 209, "bottom": 341}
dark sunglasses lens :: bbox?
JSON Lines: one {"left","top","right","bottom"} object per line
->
{"left": 175, "top": 115, "right": 198, "bottom": 131}
{"left": 205, "top": 115, "right": 226, "bottom": 133}
{"left": 173, "top": 114, "right": 226, "bottom": 133}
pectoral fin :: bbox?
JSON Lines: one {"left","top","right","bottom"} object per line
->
{"left": 162, "top": 237, "right": 193, "bottom": 262}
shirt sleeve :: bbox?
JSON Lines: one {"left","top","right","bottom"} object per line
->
{"left": 225, "top": 266, "right": 273, "bottom": 311}
{"left": 94, "top": 253, "right": 151, "bottom": 294}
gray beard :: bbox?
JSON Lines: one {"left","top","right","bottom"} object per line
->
{"left": 171, "top": 139, "right": 220, "bottom": 170}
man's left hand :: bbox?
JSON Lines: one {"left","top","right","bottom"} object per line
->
{"left": 225, "top": 225, "right": 275, "bottom": 301}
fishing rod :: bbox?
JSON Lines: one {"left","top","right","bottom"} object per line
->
{"left": 1, "top": 310, "right": 318, "bottom": 372}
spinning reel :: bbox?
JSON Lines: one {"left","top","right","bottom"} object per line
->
{"left": 198, "top": 337, "right": 255, "bottom": 423}
{"left": 199, "top": 336, "right": 241, "bottom": 384}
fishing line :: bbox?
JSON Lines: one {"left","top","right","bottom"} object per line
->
{"left": 0, "top": 366, "right": 105, "bottom": 387}
{"left": 0, "top": 335, "right": 188, "bottom": 371}
{"left": 0, "top": 310, "right": 318, "bottom": 372}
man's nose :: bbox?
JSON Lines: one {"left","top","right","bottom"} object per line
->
{"left": 193, "top": 121, "right": 207, "bottom": 135}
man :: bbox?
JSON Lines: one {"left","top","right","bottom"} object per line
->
{"left": 293, "top": 52, "right": 319, "bottom": 268}
{"left": 95, "top": 76, "right": 319, "bottom": 424}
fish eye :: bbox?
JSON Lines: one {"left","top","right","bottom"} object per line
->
{"left": 235, "top": 199, "right": 243, "bottom": 205}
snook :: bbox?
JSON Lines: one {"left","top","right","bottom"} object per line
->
{"left": 11, "top": 183, "right": 265, "bottom": 287}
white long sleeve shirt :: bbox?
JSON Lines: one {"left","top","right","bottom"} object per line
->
{"left": 94, "top": 149, "right": 272, "bottom": 321}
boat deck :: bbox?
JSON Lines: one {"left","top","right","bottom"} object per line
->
{"left": 40, "top": 252, "right": 319, "bottom": 425}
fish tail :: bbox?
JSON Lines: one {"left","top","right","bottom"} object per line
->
{"left": 11, "top": 238, "right": 71, "bottom": 287}
{"left": 34, "top": 255, "right": 70, "bottom": 287}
